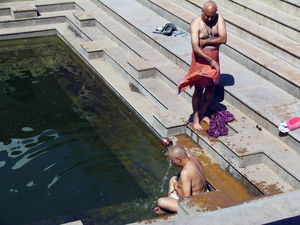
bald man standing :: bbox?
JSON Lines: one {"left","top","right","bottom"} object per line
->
{"left": 154, "top": 145, "right": 207, "bottom": 214}
{"left": 178, "top": 1, "right": 227, "bottom": 131}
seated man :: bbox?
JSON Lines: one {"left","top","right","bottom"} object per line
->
{"left": 154, "top": 145, "right": 207, "bottom": 214}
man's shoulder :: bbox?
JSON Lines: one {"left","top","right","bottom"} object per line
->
{"left": 182, "top": 163, "right": 199, "bottom": 175}
{"left": 216, "top": 13, "right": 224, "bottom": 22}
{"left": 180, "top": 169, "right": 193, "bottom": 182}
{"left": 191, "top": 16, "right": 202, "bottom": 25}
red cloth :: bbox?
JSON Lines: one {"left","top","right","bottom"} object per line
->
{"left": 178, "top": 49, "right": 220, "bottom": 94}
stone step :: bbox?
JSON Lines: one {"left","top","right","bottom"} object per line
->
{"left": 213, "top": 0, "right": 300, "bottom": 43}
{"left": 35, "top": 0, "right": 80, "bottom": 13}
{"left": 174, "top": 135, "right": 262, "bottom": 200}
{"left": 73, "top": 8, "right": 188, "bottom": 94}
{"left": 1, "top": 1, "right": 300, "bottom": 224}
{"left": 78, "top": 32, "right": 191, "bottom": 137}
{"left": 0, "top": 15, "right": 67, "bottom": 28}
{"left": 2, "top": 0, "right": 298, "bottom": 192}
{"left": 146, "top": 190, "right": 300, "bottom": 224}
{"left": 132, "top": 134, "right": 273, "bottom": 224}
{"left": 186, "top": 100, "right": 298, "bottom": 194}
{"left": 138, "top": 0, "right": 300, "bottom": 103}
{"left": 73, "top": 21, "right": 267, "bottom": 217}
{"left": 257, "top": 0, "right": 300, "bottom": 18}
{"left": 178, "top": 190, "right": 237, "bottom": 217}
{"left": 169, "top": 0, "right": 300, "bottom": 70}
{"left": 0, "top": 0, "right": 79, "bottom": 16}
{"left": 219, "top": 129, "right": 300, "bottom": 189}
{"left": 0, "top": 1, "right": 187, "bottom": 137}
{"left": 10, "top": 2, "right": 38, "bottom": 19}
{"left": 0, "top": 6, "right": 11, "bottom": 21}
{"left": 80, "top": 39, "right": 189, "bottom": 135}
{"left": 238, "top": 163, "right": 294, "bottom": 196}
{"left": 129, "top": 215, "right": 178, "bottom": 225}
{"left": 218, "top": 52, "right": 300, "bottom": 153}
{"left": 72, "top": 7, "right": 198, "bottom": 136}
{"left": 70, "top": 1, "right": 295, "bottom": 197}
{"left": 64, "top": 0, "right": 300, "bottom": 214}
{"left": 32, "top": 195, "right": 169, "bottom": 225}
{"left": 78, "top": 45, "right": 166, "bottom": 136}
{"left": 91, "top": 0, "right": 192, "bottom": 72}
{"left": 0, "top": 21, "right": 58, "bottom": 40}
{"left": 93, "top": 0, "right": 300, "bottom": 171}
{"left": 224, "top": 33, "right": 300, "bottom": 99}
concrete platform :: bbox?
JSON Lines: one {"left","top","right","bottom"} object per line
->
{"left": 137, "top": 190, "right": 300, "bottom": 225}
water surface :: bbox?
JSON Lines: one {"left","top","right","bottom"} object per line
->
{"left": 0, "top": 37, "right": 179, "bottom": 225}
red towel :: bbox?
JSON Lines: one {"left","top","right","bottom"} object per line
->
{"left": 178, "top": 49, "right": 220, "bottom": 94}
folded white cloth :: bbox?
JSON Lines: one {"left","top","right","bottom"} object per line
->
{"left": 172, "top": 30, "right": 187, "bottom": 37}
{"left": 155, "top": 26, "right": 163, "bottom": 31}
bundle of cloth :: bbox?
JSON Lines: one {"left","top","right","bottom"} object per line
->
{"left": 154, "top": 23, "right": 187, "bottom": 37}
{"left": 206, "top": 110, "right": 235, "bottom": 138}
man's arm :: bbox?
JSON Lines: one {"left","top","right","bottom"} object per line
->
{"left": 200, "top": 14, "right": 227, "bottom": 47}
{"left": 191, "top": 18, "right": 211, "bottom": 62}
{"left": 190, "top": 18, "right": 217, "bottom": 69}
{"left": 174, "top": 171, "right": 192, "bottom": 198}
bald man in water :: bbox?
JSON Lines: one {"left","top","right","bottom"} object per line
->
{"left": 154, "top": 145, "right": 207, "bottom": 214}
{"left": 191, "top": 1, "right": 227, "bottom": 130}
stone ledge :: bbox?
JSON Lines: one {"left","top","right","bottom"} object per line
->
{"left": 73, "top": 11, "right": 95, "bottom": 27}
{"left": 127, "top": 57, "right": 156, "bottom": 79}
{"left": 178, "top": 190, "right": 236, "bottom": 217}
{"left": 61, "top": 220, "right": 83, "bottom": 225}
{"left": 11, "top": 3, "right": 37, "bottom": 19}
{"left": 35, "top": 1, "right": 77, "bottom": 13}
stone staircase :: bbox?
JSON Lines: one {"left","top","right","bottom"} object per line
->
{"left": 87, "top": 0, "right": 300, "bottom": 219}
{"left": 1, "top": 0, "right": 300, "bottom": 223}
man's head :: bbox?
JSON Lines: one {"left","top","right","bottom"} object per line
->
{"left": 202, "top": 1, "right": 218, "bottom": 24}
{"left": 168, "top": 145, "right": 188, "bottom": 167}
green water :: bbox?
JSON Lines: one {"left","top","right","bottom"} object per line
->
{"left": 0, "top": 37, "right": 179, "bottom": 225}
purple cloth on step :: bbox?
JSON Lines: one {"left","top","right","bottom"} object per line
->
{"left": 206, "top": 111, "right": 235, "bottom": 138}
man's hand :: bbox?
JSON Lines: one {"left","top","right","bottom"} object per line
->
{"left": 210, "top": 59, "right": 218, "bottom": 69}
{"left": 174, "top": 181, "right": 181, "bottom": 191}
{"left": 174, "top": 181, "right": 183, "bottom": 197}
{"left": 199, "top": 38, "right": 208, "bottom": 48}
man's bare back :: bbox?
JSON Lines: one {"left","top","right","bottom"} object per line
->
{"left": 173, "top": 152, "right": 206, "bottom": 196}
{"left": 184, "top": 151, "right": 207, "bottom": 194}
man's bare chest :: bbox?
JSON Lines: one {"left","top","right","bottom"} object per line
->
{"left": 199, "top": 21, "right": 218, "bottom": 39}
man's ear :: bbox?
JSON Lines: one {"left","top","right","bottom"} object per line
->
{"left": 177, "top": 157, "right": 182, "bottom": 163}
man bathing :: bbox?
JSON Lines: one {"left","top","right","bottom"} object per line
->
{"left": 154, "top": 145, "right": 207, "bottom": 214}
{"left": 178, "top": 1, "right": 227, "bottom": 131}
